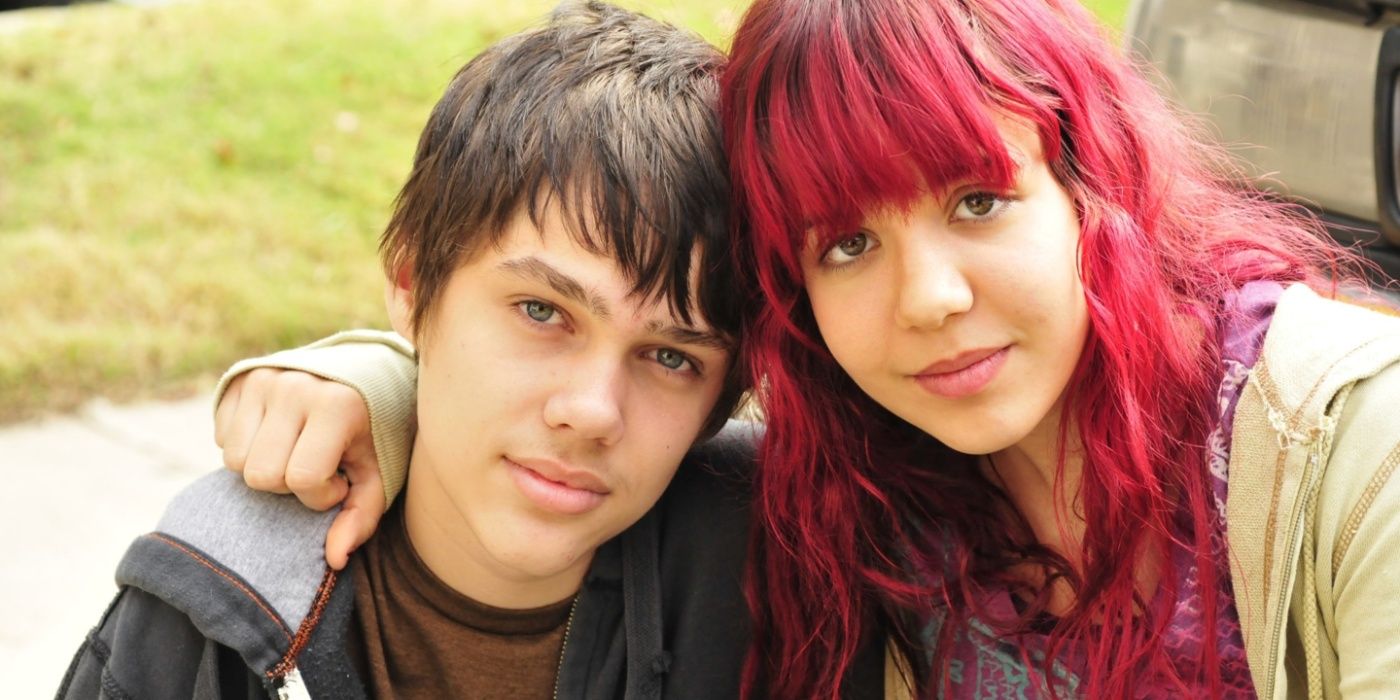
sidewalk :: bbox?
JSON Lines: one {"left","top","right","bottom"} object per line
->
{"left": 0, "top": 394, "right": 219, "bottom": 698}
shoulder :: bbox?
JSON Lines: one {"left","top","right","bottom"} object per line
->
{"left": 1245, "top": 284, "right": 1400, "bottom": 529}
{"left": 660, "top": 420, "right": 758, "bottom": 541}
{"left": 146, "top": 468, "right": 337, "bottom": 580}
{"left": 114, "top": 471, "right": 341, "bottom": 673}
{"left": 1252, "top": 284, "right": 1400, "bottom": 420}
{"left": 58, "top": 586, "right": 258, "bottom": 700}
{"left": 659, "top": 418, "right": 757, "bottom": 526}
{"left": 660, "top": 419, "right": 758, "bottom": 521}
{"left": 648, "top": 421, "right": 758, "bottom": 697}
{"left": 680, "top": 419, "right": 761, "bottom": 480}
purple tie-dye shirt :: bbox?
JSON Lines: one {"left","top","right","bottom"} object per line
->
{"left": 923, "top": 282, "right": 1282, "bottom": 698}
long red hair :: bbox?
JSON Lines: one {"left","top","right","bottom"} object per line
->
{"left": 721, "top": 0, "right": 1355, "bottom": 697}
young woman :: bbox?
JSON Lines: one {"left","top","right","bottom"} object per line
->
{"left": 215, "top": 0, "right": 1400, "bottom": 697}
{"left": 723, "top": 0, "right": 1400, "bottom": 697}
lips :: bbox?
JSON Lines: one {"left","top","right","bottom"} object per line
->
{"left": 912, "top": 346, "right": 1010, "bottom": 398}
{"left": 505, "top": 457, "right": 610, "bottom": 516}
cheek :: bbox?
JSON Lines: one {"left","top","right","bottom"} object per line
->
{"left": 633, "top": 461, "right": 683, "bottom": 505}
{"left": 1005, "top": 207, "right": 1086, "bottom": 329}
{"left": 621, "top": 376, "right": 722, "bottom": 485}
{"left": 1043, "top": 228, "right": 1089, "bottom": 341}
{"left": 416, "top": 323, "right": 540, "bottom": 436}
{"left": 807, "top": 285, "right": 880, "bottom": 377}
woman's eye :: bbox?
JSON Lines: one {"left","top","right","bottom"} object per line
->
{"left": 520, "top": 300, "right": 560, "bottom": 324}
{"left": 822, "top": 232, "right": 875, "bottom": 265}
{"left": 650, "top": 348, "right": 696, "bottom": 374}
{"left": 954, "top": 192, "right": 1005, "bottom": 220}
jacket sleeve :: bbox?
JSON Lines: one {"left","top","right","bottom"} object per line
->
{"left": 213, "top": 329, "right": 418, "bottom": 509}
{"left": 1314, "top": 360, "right": 1400, "bottom": 697}
{"left": 56, "top": 587, "right": 261, "bottom": 700}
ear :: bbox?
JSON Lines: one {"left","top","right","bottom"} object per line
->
{"left": 385, "top": 261, "right": 416, "bottom": 341}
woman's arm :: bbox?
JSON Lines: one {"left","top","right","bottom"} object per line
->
{"left": 213, "top": 329, "right": 416, "bottom": 568}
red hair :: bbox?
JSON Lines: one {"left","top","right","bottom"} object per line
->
{"left": 722, "top": 0, "right": 1357, "bottom": 697}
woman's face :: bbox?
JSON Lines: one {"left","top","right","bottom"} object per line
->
{"left": 800, "top": 122, "right": 1090, "bottom": 455}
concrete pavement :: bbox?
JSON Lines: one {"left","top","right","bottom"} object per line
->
{"left": 0, "top": 394, "right": 220, "bottom": 699}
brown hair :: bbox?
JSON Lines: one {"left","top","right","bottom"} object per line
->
{"left": 383, "top": 0, "right": 747, "bottom": 437}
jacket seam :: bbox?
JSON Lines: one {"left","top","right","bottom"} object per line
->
{"left": 267, "top": 566, "right": 337, "bottom": 680}
{"left": 148, "top": 532, "right": 294, "bottom": 644}
{"left": 1254, "top": 362, "right": 1286, "bottom": 603}
{"left": 1251, "top": 340, "right": 1379, "bottom": 601}
{"left": 85, "top": 628, "right": 112, "bottom": 665}
{"left": 1332, "top": 439, "right": 1400, "bottom": 577}
{"left": 1257, "top": 337, "right": 1383, "bottom": 434}
{"left": 99, "top": 665, "right": 135, "bottom": 700}
{"left": 1260, "top": 447, "right": 1289, "bottom": 615}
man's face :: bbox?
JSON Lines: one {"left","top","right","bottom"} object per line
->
{"left": 391, "top": 203, "right": 731, "bottom": 605}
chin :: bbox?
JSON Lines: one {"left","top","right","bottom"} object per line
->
{"left": 913, "top": 417, "right": 1025, "bottom": 456}
{"left": 486, "top": 529, "right": 593, "bottom": 578}
{"left": 937, "top": 435, "right": 1014, "bottom": 456}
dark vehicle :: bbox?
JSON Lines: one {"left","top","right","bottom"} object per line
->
{"left": 1127, "top": 0, "right": 1400, "bottom": 283}
{"left": 0, "top": 0, "right": 79, "bottom": 10}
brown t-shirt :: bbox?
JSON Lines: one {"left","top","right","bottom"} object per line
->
{"left": 348, "top": 506, "right": 575, "bottom": 700}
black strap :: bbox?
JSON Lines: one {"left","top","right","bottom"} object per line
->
{"left": 621, "top": 508, "right": 669, "bottom": 699}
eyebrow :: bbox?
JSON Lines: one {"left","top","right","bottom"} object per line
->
{"left": 645, "top": 320, "right": 731, "bottom": 351}
{"left": 499, "top": 257, "right": 612, "bottom": 320}
{"left": 498, "top": 256, "right": 731, "bottom": 351}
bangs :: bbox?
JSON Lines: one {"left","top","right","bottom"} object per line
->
{"left": 514, "top": 94, "right": 729, "bottom": 328}
{"left": 727, "top": 0, "right": 1062, "bottom": 269}
{"left": 384, "top": 2, "right": 735, "bottom": 334}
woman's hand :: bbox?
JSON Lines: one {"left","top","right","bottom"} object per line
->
{"left": 214, "top": 368, "right": 385, "bottom": 569}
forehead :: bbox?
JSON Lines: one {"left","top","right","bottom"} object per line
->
{"left": 480, "top": 204, "right": 720, "bottom": 332}
{"left": 804, "top": 118, "right": 1045, "bottom": 238}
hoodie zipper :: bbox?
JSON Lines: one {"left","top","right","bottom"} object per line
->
{"left": 552, "top": 596, "right": 581, "bottom": 700}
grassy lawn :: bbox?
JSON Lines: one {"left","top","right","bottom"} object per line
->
{"left": 0, "top": 0, "right": 1129, "bottom": 421}
{"left": 1082, "top": 0, "right": 1131, "bottom": 29}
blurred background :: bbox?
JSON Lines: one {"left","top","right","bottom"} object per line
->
{"left": 0, "top": 0, "right": 1128, "bottom": 695}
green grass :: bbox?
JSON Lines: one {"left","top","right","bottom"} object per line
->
{"left": 1081, "top": 0, "right": 1132, "bottom": 31}
{"left": 0, "top": 0, "right": 1128, "bottom": 421}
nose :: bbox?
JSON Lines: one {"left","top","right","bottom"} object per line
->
{"left": 542, "top": 358, "right": 626, "bottom": 445}
{"left": 893, "top": 236, "right": 973, "bottom": 331}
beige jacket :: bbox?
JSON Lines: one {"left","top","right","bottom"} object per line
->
{"left": 1228, "top": 284, "right": 1400, "bottom": 699}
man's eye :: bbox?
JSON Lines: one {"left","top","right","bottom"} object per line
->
{"left": 651, "top": 348, "right": 696, "bottom": 374}
{"left": 823, "top": 232, "right": 875, "bottom": 265}
{"left": 520, "top": 300, "right": 560, "bottom": 324}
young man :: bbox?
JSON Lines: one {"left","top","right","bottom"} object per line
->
{"left": 57, "top": 3, "right": 759, "bottom": 697}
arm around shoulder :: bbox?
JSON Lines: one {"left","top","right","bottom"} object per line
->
{"left": 214, "top": 330, "right": 418, "bottom": 509}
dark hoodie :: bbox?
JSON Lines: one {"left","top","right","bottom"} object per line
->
{"left": 57, "top": 423, "right": 761, "bottom": 700}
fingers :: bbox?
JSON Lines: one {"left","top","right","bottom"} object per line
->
{"left": 324, "top": 439, "right": 385, "bottom": 569}
{"left": 284, "top": 412, "right": 355, "bottom": 511}
{"left": 209, "top": 366, "right": 386, "bottom": 569}
{"left": 285, "top": 381, "right": 374, "bottom": 507}
{"left": 240, "top": 399, "right": 306, "bottom": 495}
{"left": 220, "top": 369, "right": 278, "bottom": 475}
{"left": 213, "top": 374, "right": 244, "bottom": 448}
{"left": 218, "top": 368, "right": 324, "bottom": 493}
{"left": 325, "top": 505, "right": 382, "bottom": 570}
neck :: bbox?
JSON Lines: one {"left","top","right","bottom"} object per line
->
{"left": 983, "top": 401, "right": 1167, "bottom": 614}
{"left": 984, "top": 399, "right": 1085, "bottom": 564}
{"left": 402, "top": 443, "right": 590, "bottom": 609}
